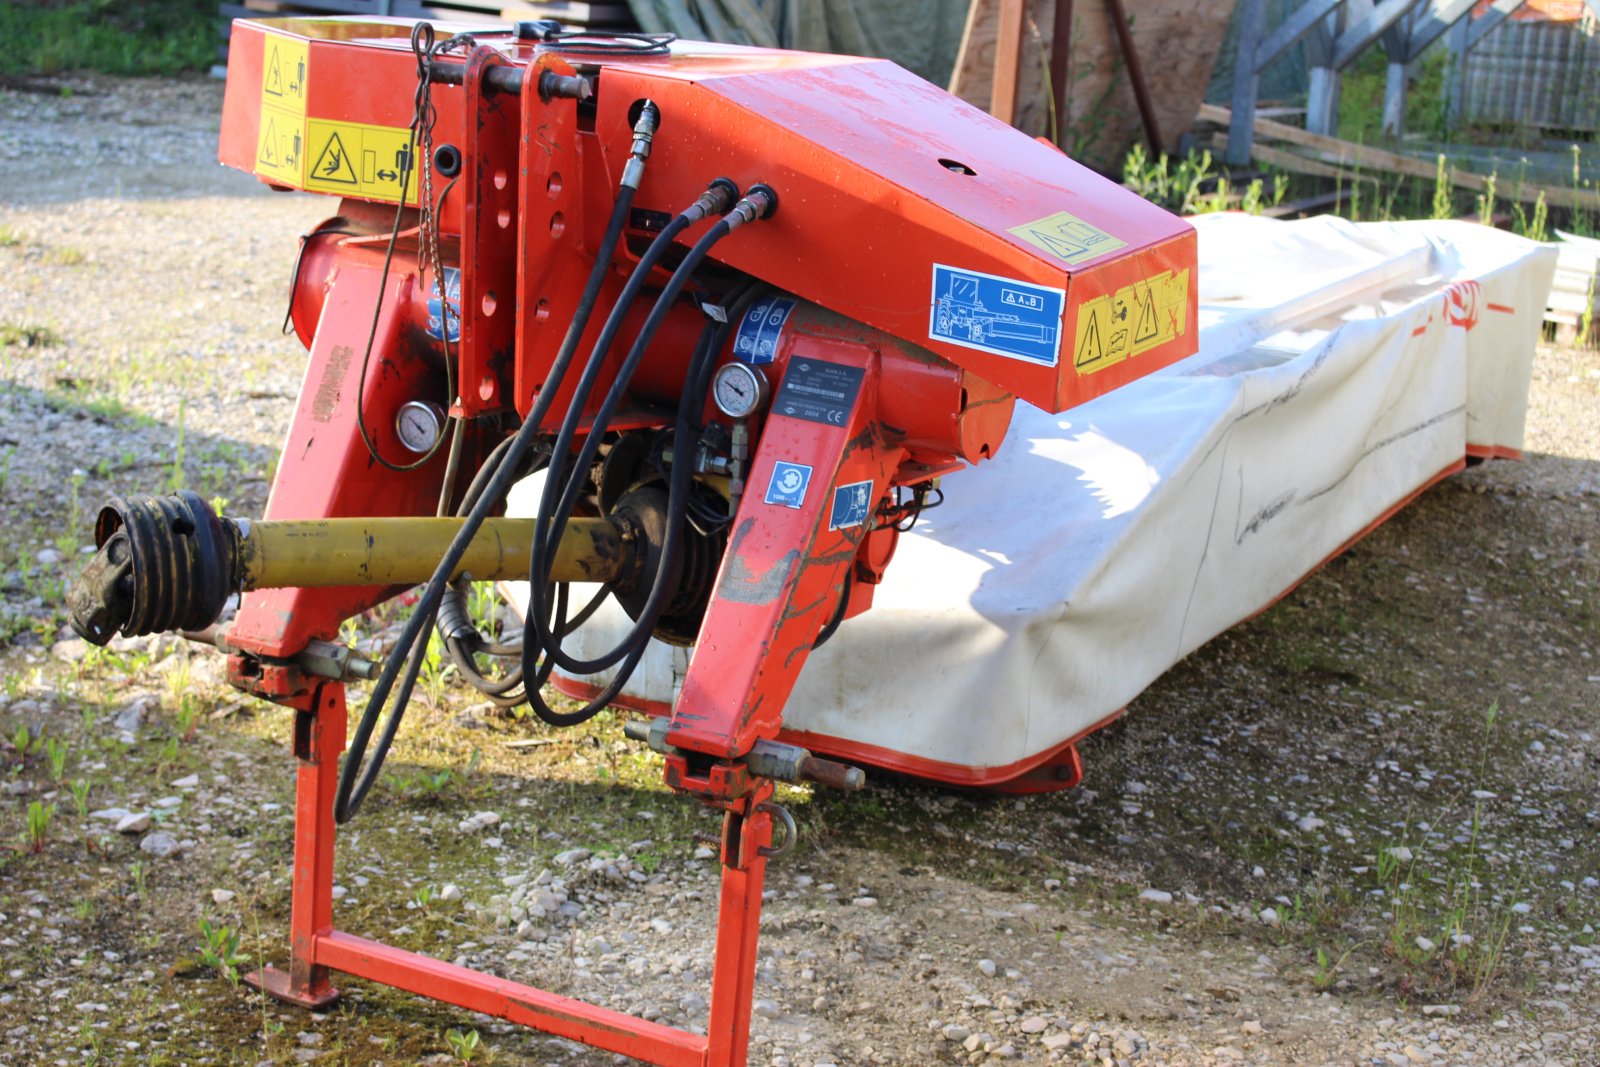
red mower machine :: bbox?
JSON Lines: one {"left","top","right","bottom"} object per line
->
{"left": 68, "top": 18, "right": 1195, "bottom": 1066}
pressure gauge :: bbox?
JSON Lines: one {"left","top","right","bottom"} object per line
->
{"left": 395, "top": 400, "right": 446, "bottom": 454}
{"left": 711, "top": 363, "right": 769, "bottom": 419}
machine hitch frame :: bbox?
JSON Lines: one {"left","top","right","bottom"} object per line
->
{"left": 244, "top": 679, "right": 778, "bottom": 1067}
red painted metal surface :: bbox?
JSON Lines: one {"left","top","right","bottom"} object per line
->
{"left": 230, "top": 262, "right": 446, "bottom": 658}
{"left": 219, "top": 19, "right": 1197, "bottom": 416}
{"left": 214, "top": 16, "right": 1200, "bottom": 1065}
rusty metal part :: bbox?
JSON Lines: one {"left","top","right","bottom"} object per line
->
{"left": 755, "top": 802, "right": 796, "bottom": 859}
{"left": 183, "top": 625, "right": 381, "bottom": 684}
{"left": 624, "top": 718, "right": 866, "bottom": 792}
{"left": 424, "top": 58, "right": 527, "bottom": 97}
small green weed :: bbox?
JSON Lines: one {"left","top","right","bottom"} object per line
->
{"left": 1476, "top": 172, "right": 1498, "bottom": 226}
{"left": 70, "top": 778, "right": 91, "bottom": 818}
{"left": 1431, "top": 154, "right": 1454, "bottom": 220}
{"left": 1512, "top": 191, "right": 1549, "bottom": 243}
{"left": 44, "top": 737, "right": 68, "bottom": 782}
{"left": 24, "top": 801, "right": 55, "bottom": 853}
{"left": 174, "top": 694, "right": 200, "bottom": 743}
{"left": 197, "top": 918, "right": 249, "bottom": 985}
{"left": 1123, "top": 145, "right": 1235, "bottom": 215}
{"left": 1311, "top": 942, "right": 1364, "bottom": 990}
{"left": 44, "top": 245, "right": 86, "bottom": 267}
{"left": 0, "top": 322, "right": 62, "bottom": 349}
{"left": 444, "top": 1027, "right": 483, "bottom": 1063}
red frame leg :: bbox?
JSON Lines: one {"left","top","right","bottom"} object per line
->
{"left": 244, "top": 682, "right": 345, "bottom": 1009}
{"left": 246, "top": 678, "right": 775, "bottom": 1067}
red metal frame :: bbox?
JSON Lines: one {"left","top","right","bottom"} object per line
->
{"left": 244, "top": 678, "right": 777, "bottom": 1067}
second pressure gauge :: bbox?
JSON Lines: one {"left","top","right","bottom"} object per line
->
{"left": 395, "top": 400, "right": 446, "bottom": 454}
{"left": 711, "top": 363, "right": 769, "bottom": 419}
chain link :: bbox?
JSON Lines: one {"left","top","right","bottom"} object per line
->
{"left": 410, "top": 26, "right": 475, "bottom": 383}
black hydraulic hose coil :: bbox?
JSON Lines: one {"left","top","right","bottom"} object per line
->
{"left": 332, "top": 162, "right": 644, "bottom": 824}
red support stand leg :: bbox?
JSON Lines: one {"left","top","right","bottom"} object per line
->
{"left": 242, "top": 676, "right": 778, "bottom": 1066}
{"left": 706, "top": 787, "right": 774, "bottom": 1067}
{"left": 244, "top": 682, "right": 345, "bottom": 1009}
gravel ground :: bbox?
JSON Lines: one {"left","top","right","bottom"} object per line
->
{"left": 1, "top": 76, "right": 1597, "bottom": 1067}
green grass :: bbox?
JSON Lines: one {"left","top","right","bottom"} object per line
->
{"left": 0, "top": 1, "right": 216, "bottom": 78}
{"left": 1, "top": 322, "right": 62, "bottom": 348}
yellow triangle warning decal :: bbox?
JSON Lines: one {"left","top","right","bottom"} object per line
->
{"left": 265, "top": 46, "right": 284, "bottom": 96}
{"left": 257, "top": 116, "right": 278, "bottom": 166}
{"left": 1134, "top": 286, "right": 1159, "bottom": 345}
{"left": 1072, "top": 268, "right": 1191, "bottom": 376}
{"left": 1075, "top": 307, "right": 1104, "bottom": 369}
{"left": 310, "top": 131, "right": 357, "bottom": 185}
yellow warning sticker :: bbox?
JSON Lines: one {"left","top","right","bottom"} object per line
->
{"left": 1010, "top": 211, "right": 1127, "bottom": 266}
{"left": 256, "top": 34, "right": 308, "bottom": 187}
{"left": 1072, "top": 268, "right": 1190, "bottom": 375}
{"left": 262, "top": 34, "right": 308, "bottom": 110}
{"left": 304, "top": 119, "right": 418, "bottom": 203}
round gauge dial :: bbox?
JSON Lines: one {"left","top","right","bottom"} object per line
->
{"left": 711, "top": 363, "right": 769, "bottom": 419}
{"left": 395, "top": 400, "right": 446, "bottom": 454}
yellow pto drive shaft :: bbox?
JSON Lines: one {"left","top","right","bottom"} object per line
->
{"left": 66, "top": 490, "right": 648, "bottom": 646}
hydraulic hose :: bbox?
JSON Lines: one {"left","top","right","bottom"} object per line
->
{"left": 521, "top": 189, "right": 776, "bottom": 727}
{"left": 332, "top": 101, "right": 661, "bottom": 824}
{"left": 525, "top": 182, "right": 739, "bottom": 672}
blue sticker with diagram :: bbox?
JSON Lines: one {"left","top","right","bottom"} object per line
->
{"left": 829, "top": 479, "right": 874, "bottom": 530}
{"left": 928, "top": 264, "right": 1065, "bottom": 367}
{"left": 733, "top": 296, "right": 796, "bottom": 365}
{"left": 764, "top": 461, "right": 813, "bottom": 509}
{"left": 427, "top": 266, "right": 462, "bottom": 343}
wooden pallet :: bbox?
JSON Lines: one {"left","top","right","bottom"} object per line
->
{"left": 1549, "top": 231, "right": 1599, "bottom": 344}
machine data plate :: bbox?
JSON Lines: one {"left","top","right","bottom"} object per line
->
{"left": 772, "top": 358, "right": 863, "bottom": 426}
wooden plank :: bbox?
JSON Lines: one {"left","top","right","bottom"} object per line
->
{"left": 991, "top": 0, "right": 1027, "bottom": 126}
{"left": 1215, "top": 131, "right": 1379, "bottom": 184}
{"left": 1200, "top": 103, "right": 1600, "bottom": 211}
{"left": 1264, "top": 188, "right": 1350, "bottom": 217}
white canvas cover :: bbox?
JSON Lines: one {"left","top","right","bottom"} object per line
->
{"left": 520, "top": 215, "right": 1557, "bottom": 781}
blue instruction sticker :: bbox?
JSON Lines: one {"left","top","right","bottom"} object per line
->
{"left": 733, "top": 296, "right": 796, "bottom": 365}
{"left": 928, "top": 264, "right": 1065, "bottom": 367}
{"left": 829, "top": 480, "right": 874, "bottom": 531}
{"left": 764, "top": 461, "right": 813, "bottom": 509}
{"left": 427, "top": 267, "right": 462, "bottom": 343}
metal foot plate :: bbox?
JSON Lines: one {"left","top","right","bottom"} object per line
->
{"left": 242, "top": 965, "right": 341, "bottom": 1010}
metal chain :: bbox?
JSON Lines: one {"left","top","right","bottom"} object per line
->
{"left": 411, "top": 27, "right": 475, "bottom": 380}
